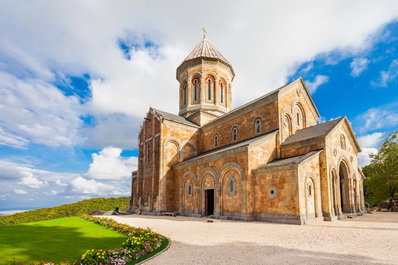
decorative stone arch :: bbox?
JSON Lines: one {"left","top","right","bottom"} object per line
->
{"left": 205, "top": 74, "right": 215, "bottom": 102}
{"left": 219, "top": 78, "right": 227, "bottom": 105}
{"left": 180, "top": 79, "right": 188, "bottom": 106}
{"left": 190, "top": 73, "right": 202, "bottom": 103}
{"left": 199, "top": 171, "right": 217, "bottom": 216}
{"left": 281, "top": 108, "right": 293, "bottom": 142}
{"left": 230, "top": 124, "right": 240, "bottom": 142}
{"left": 304, "top": 173, "right": 319, "bottom": 219}
{"left": 198, "top": 166, "right": 219, "bottom": 184}
{"left": 212, "top": 132, "right": 220, "bottom": 147}
{"left": 338, "top": 158, "right": 352, "bottom": 213}
{"left": 181, "top": 140, "right": 197, "bottom": 160}
{"left": 218, "top": 162, "right": 247, "bottom": 214}
{"left": 292, "top": 99, "right": 306, "bottom": 130}
{"left": 179, "top": 171, "right": 196, "bottom": 212}
{"left": 252, "top": 115, "right": 264, "bottom": 135}
{"left": 161, "top": 137, "right": 181, "bottom": 210}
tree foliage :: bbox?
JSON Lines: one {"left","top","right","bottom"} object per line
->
{"left": 363, "top": 131, "right": 398, "bottom": 204}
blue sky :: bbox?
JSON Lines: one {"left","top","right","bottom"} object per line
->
{"left": 1, "top": 1, "right": 398, "bottom": 211}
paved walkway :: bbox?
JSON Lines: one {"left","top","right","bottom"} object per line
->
{"left": 110, "top": 212, "right": 398, "bottom": 264}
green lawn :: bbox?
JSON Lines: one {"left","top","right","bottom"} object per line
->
{"left": 0, "top": 217, "right": 127, "bottom": 264}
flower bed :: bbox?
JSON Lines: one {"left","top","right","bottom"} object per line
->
{"left": 13, "top": 216, "right": 164, "bottom": 265}
{"left": 78, "top": 215, "right": 163, "bottom": 264}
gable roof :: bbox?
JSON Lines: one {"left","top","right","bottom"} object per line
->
{"left": 202, "top": 81, "right": 293, "bottom": 130}
{"left": 179, "top": 38, "right": 232, "bottom": 68}
{"left": 282, "top": 118, "right": 344, "bottom": 145}
{"left": 152, "top": 108, "right": 200, "bottom": 128}
{"left": 255, "top": 150, "right": 322, "bottom": 170}
{"left": 174, "top": 130, "right": 278, "bottom": 167}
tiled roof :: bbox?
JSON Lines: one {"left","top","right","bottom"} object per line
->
{"left": 282, "top": 118, "right": 344, "bottom": 145}
{"left": 175, "top": 130, "right": 278, "bottom": 165}
{"left": 256, "top": 150, "right": 322, "bottom": 169}
{"left": 152, "top": 108, "right": 200, "bottom": 128}
{"left": 180, "top": 38, "right": 231, "bottom": 67}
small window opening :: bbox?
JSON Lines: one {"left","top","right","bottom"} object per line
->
{"left": 188, "top": 183, "right": 192, "bottom": 196}
{"left": 220, "top": 83, "right": 224, "bottom": 103}
{"left": 193, "top": 79, "right": 199, "bottom": 101}
{"left": 229, "top": 180, "right": 234, "bottom": 192}
{"left": 232, "top": 127, "right": 238, "bottom": 141}
{"left": 297, "top": 112, "right": 300, "bottom": 126}
{"left": 214, "top": 135, "right": 218, "bottom": 147}
{"left": 183, "top": 83, "right": 187, "bottom": 105}
{"left": 255, "top": 119, "right": 261, "bottom": 134}
{"left": 308, "top": 184, "right": 312, "bottom": 196}
{"left": 208, "top": 79, "right": 211, "bottom": 100}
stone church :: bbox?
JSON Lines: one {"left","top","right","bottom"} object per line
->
{"left": 130, "top": 35, "right": 366, "bottom": 224}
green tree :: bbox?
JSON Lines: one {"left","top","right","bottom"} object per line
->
{"left": 363, "top": 131, "right": 398, "bottom": 206}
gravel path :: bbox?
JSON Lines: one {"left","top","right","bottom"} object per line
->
{"left": 110, "top": 212, "right": 398, "bottom": 265}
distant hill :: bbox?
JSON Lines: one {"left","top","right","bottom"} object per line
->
{"left": 0, "top": 197, "right": 130, "bottom": 226}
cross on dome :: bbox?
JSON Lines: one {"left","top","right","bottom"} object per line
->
{"left": 202, "top": 27, "right": 207, "bottom": 39}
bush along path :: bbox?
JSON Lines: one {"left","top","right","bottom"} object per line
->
{"left": 14, "top": 216, "right": 169, "bottom": 265}
{"left": 79, "top": 215, "right": 167, "bottom": 264}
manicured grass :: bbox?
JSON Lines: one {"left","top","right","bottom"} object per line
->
{"left": 0, "top": 217, "right": 127, "bottom": 264}
{"left": 129, "top": 235, "right": 169, "bottom": 265}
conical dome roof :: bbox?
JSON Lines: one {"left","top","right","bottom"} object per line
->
{"left": 179, "top": 38, "right": 232, "bottom": 68}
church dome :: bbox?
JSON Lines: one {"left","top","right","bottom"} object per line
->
{"left": 179, "top": 38, "right": 233, "bottom": 70}
{"left": 176, "top": 34, "right": 235, "bottom": 126}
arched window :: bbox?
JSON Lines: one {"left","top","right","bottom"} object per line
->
{"left": 220, "top": 83, "right": 224, "bottom": 103}
{"left": 214, "top": 134, "right": 219, "bottom": 147}
{"left": 193, "top": 78, "right": 200, "bottom": 101}
{"left": 308, "top": 183, "right": 312, "bottom": 196}
{"left": 187, "top": 183, "right": 193, "bottom": 197}
{"left": 183, "top": 82, "right": 187, "bottom": 105}
{"left": 341, "top": 134, "right": 346, "bottom": 150}
{"left": 232, "top": 126, "right": 238, "bottom": 142}
{"left": 255, "top": 118, "right": 262, "bottom": 135}
{"left": 228, "top": 177, "right": 236, "bottom": 195}
{"left": 294, "top": 103, "right": 305, "bottom": 129}
{"left": 284, "top": 114, "right": 292, "bottom": 137}
{"left": 208, "top": 79, "right": 211, "bottom": 100}
{"left": 297, "top": 112, "right": 300, "bottom": 126}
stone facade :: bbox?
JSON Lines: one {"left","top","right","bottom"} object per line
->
{"left": 131, "top": 37, "right": 366, "bottom": 224}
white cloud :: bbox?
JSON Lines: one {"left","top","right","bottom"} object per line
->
{"left": 0, "top": 71, "right": 83, "bottom": 147}
{"left": 14, "top": 189, "right": 28, "bottom": 194}
{"left": 372, "top": 59, "right": 398, "bottom": 86}
{"left": 55, "top": 179, "right": 68, "bottom": 187}
{"left": 44, "top": 189, "right": 58, "bottom": 196}
{"left": 70, "top": 176, "right": 114, "bottom": 195}
{"left": 0, "top": 127, "right": 29, "bottom": 149}
{"left": 305, "top": 75, "right": 329, "bottom": 94}
{"left": 357, "top": 132, "right": 384, "bottom": 148}
{"left": 85, "top": 147, "right": 137, "bottom": 180}
{"left": 18, "top": 172, "right": 48, "bottom": 188}
{"left": 0, "top": 1, "right": 398, "bottom": 124}
{"left": 82, "top": 114, "right": 139, "bottom": 149}
{"left": 358, "top": 147, "right": 378, "bottom": 167}
{"left": 355, "top": 103, "right": 398, "bottom": 133}
{"left": 350, "top": 57, "right": 369, "bottom": 77}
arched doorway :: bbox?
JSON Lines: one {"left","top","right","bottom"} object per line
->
{"left": 339, "top": 161, "right": 351, "bottom": 213}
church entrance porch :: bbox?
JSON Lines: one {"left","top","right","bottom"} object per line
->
{"left": 205, "top": 189, "right": 215, "bottom": 216}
